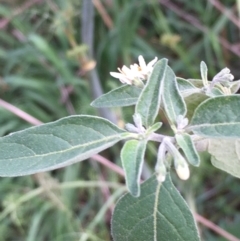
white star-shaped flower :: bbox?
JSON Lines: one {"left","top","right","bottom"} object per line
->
{"left": 110, "top": 55, "right": 158, "bottom": 85}
{"left": 138, "top": 55, "right": 158, "bottom": 77}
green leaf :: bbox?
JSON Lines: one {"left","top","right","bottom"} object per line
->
{"left": 121, "top": 139, "right": 147, "bottom": 197}
{"left": 91, "top": 85, "right": 142, "bottom": 108}
{"left": 146, "top": 122, "right": 162, "bottom": 134}
{"left": 135, "top": 59, "right": 168, "bottom": 127}
{"left": 230, "top": 80, "right": 240, "bottom": 94}
{"left": 177, "top": 77, "right": 199, "bottom": 97}
{"left": 0, "top": 115, "right": 127, "bottom": 177}
{"left": 207, "top": 87, "right": 224, "bottom": 97}
{"left": 111, "top": 174, "right": 200, "bottom": 241}
{"left": 200, "top": 61, "right": 208, "bottom": 86}
{"left": 188, "top": 79, "right": 204, "bottom": 88}
{"left": 162, "top": 66, "right": 186, "bottom": 126}
{"left": 208, "top": 139, "right": 240, "bottom": 178}
{"left": 176, "top": 133, "right": 200, "bottom": 166}
{"left": 184, "top": 93, "right": 208, "bottom": 120}
{"left": 190, "top": 95, "right": 240, "bottom": 137}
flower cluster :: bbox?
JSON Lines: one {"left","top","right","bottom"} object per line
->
{"left": 213, "top": 67, "right": 234, "bottom": 83}
{"left": 207, "top": 67, "right": 235, "bottom": 95}
{"left": 110, "top": 55, "right": 158, "bottom": 85}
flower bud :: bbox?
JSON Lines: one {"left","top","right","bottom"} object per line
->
{"left": 175, "top": 162, "right": 190, "bottom": 180}
{"left": 133, "top": 113, "right": 145, "bottom": 132}
{"left": 164, "top": 137, "right": 190, "bottom": 180}
{"left": 216, "top": 67, "right": 230, "bottom": 76}
{"left": 156, "top": 164, "right": 167, "bottom": 182}
{"left": 212, "top": 67, "right": 234, "bottom": 84}
{"left": 157, "top": 173, "right": 166, "bottom": 182}
{"left": 176, "top": 115, "right": 189, "bottom": 130}
{"left": 125, "top": 123, "right": 139, "bottom": 133}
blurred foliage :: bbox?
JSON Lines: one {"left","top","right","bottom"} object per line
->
{"left": 0, "top": 0, "right": 240, "bottom": 240}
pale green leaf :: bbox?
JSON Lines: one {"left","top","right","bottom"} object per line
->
{"left": 208, "top": 139, "right": 240, "bottom": 178}
{"left": 185, "top": 93, "right": 208, "bottom": 120}
{"left": 177, "top": 77, "right": 200, "bottom": 97}
{"left": 188, "top": 79, "right": 204, "bottom": 88}
{"left": 135, "top": 59, "right": 168, "bottom": 127}
{"left": 121, "top": 139, "right": 147, "bottom": 197}
{"left": 162, "top": 66, "right": 186, "bottom": 126}
{"left": 190, "top": 95, "right": 240, "bottom": 137}
{"left": 0, "top": 115, "right": 127, "bottom": 177}
{"left": 177, "top": 77, "right": 196, "bottom": 91}
{"left": 207, "top": 87, "right": 224, "bottom": 97}
{"left": 147, "top": 122, "right": 162, "bottom": 134}
{"left": 112, "top": 174, "right": 200, "bottom": 241}
{"left": 91, "top": 85, "right": 142, "bottom": 107}
{"left": 176, "top": 133, "right": 200, "bottom": 166}
{"left": 230, "top": 80, "right": 240, "bottom": 94}
{"left": 200, "top": 61, "right": 208, "bottom": 86}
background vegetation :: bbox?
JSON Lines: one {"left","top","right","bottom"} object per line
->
{"left": 0, "top": 0, "right": 240, "bottom": 240}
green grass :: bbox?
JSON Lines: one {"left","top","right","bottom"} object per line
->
{"left": 0, "top": 0, "right": 240, "bottom": 240}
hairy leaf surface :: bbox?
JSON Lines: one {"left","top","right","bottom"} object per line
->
{"left": 185, "top": 93, "right": 208, "bottom": 120}
{"left": 0, "top": 115, "right": 127, "bottom": 176}
{"left": 190, "top": 95, "right": 240, "bottom": 137}
{"left": 112, "top": 174, "right": 200, "bottom": 241}
{"left": 162, "top": 66, "right": 186, "bottom": 126}
{"left": 209, "top": 139, "right": 240, "bottom": 178}
{"left": 135, "top": 59, "right": 168, "bottom": 127}
{"left": 91, "top": 85, "right": 142, "bottom": 107}
{"left": 121, "top": 139, "right": 147, "bottom": 197}
{"left": 176, "top": 133, "right": 200, "bottom": 166}
{"left": 177, "top": 77, "right": 199, "bottom": 97}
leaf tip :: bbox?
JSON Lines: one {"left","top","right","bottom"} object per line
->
{"left": 130, "top": 189, "right": 140, "bottom": 197}
{"left": 90, "top": 99, "right": 98, "bottom": 107}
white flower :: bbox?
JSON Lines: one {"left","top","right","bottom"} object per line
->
{"left": 110, "top": 55, "right": 158, "bottom": 85}
{"left": 137, "top": 55, "right": 158, "bottom": 77}
{"left": 110, "top": 65, "right": 135, "bottom": 85}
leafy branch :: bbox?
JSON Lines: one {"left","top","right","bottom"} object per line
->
{"left": 0, "top": 56, "right": 240, "bottom": 241}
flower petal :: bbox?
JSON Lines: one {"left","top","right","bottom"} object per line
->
{"left": 110, "top": 72, "right": 124, "bottom": 79}
{"left": 138, "top": 55, "right": 147, "bottom": 70}
{"left": 110, "top": 72, "right": 132, "bottom": 84}
{"left": 228, "top": 74, "right": 234, "bottom": 81}
{"left": 122, "top": 65, "right": 132, "bottom": 75}
{"left": 122, "top": 66, "right": 136, "bottom": 79}
{"left": 147, "top": 57, "right": 158, "bottom": 68}
{"left": 130, "top": 64, "right": 139, "bottom": 72}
